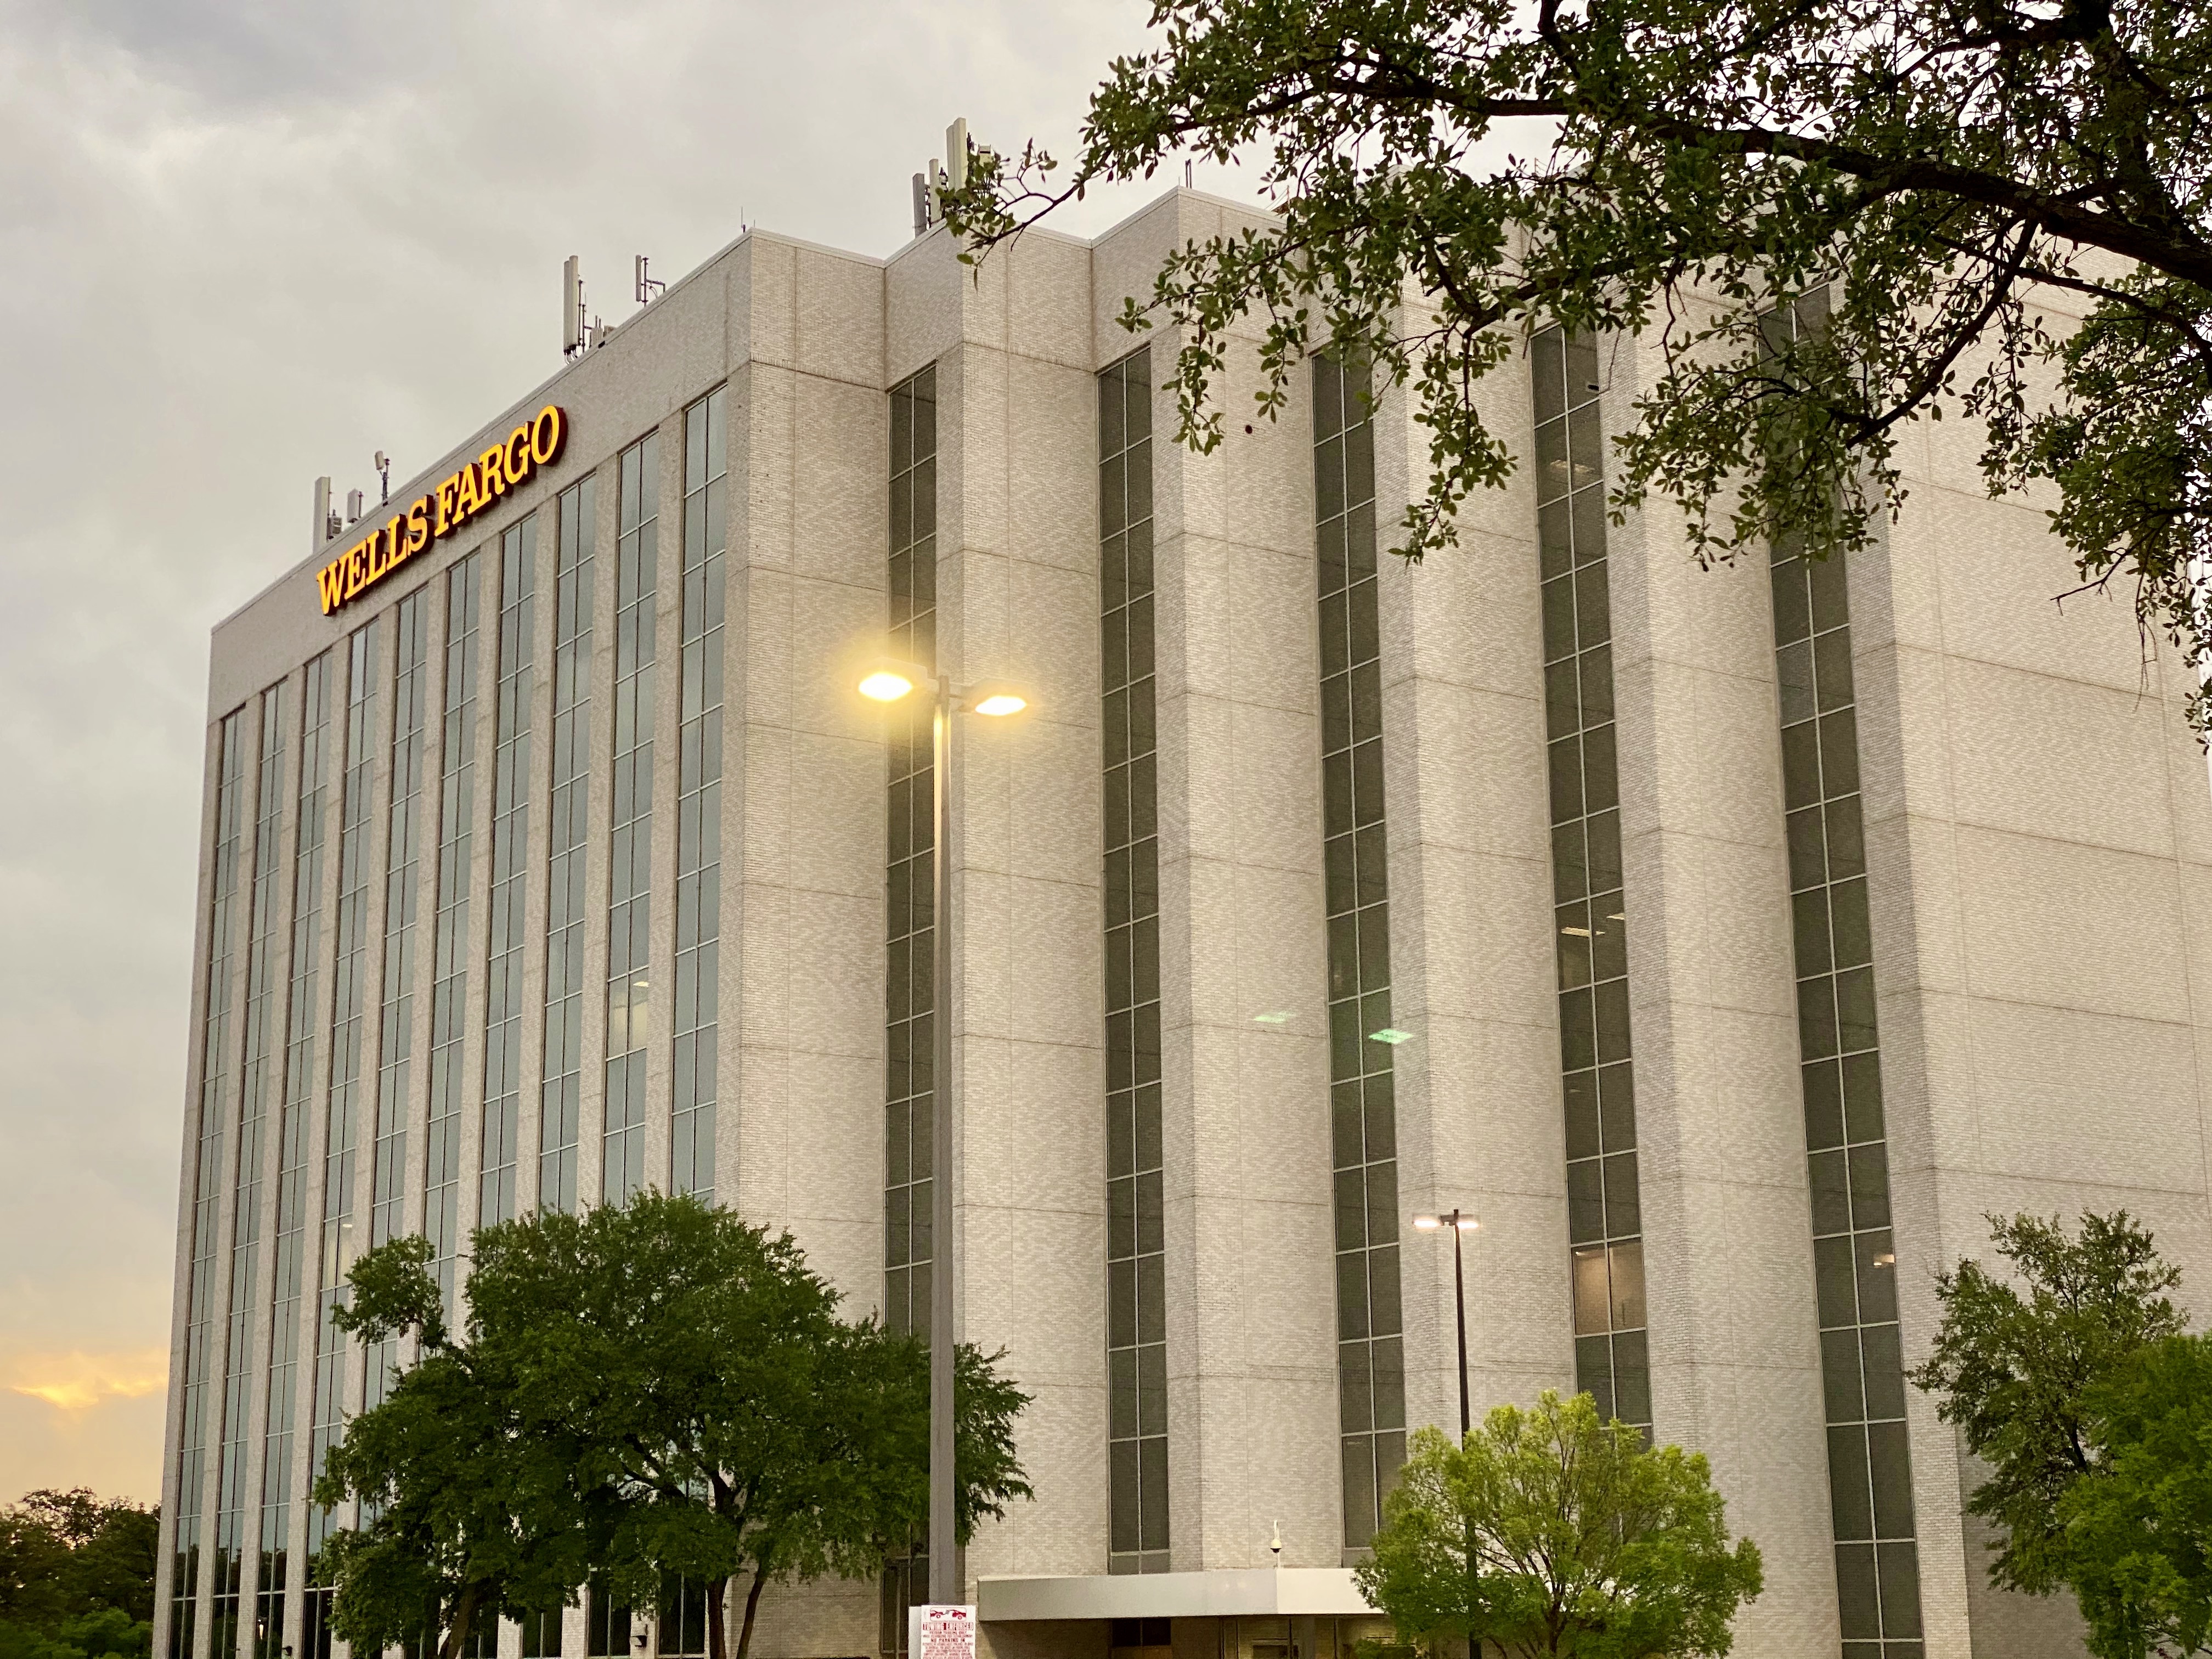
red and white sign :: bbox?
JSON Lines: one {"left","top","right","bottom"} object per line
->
{"left": 909, "top": 1603, "right": 977, "bottom": 1659}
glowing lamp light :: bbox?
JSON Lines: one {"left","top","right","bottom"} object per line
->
{"left": 859, "top": 670, "right": 916, "bottom": 703}
{"left": 1414, "top": 1214, "right": 1481, "bottom": 1232}
{"left": 973, "top": 692, "right": 1028, "bottom": 717}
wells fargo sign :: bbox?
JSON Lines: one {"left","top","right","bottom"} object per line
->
{"left": 315, "top": 405, "right": 568, "bottom": 616}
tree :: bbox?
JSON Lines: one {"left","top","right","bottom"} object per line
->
{"left": 2058, "top": 1333, "right": 2212, "bottom": 1658}
{"left": 54, "top": 1504, "right": 157, "bottom": 1629}
{"left": 1910, "top": 1210, "right": 2185, "bottom": 1596}
{"left": 465, "top": 1192, "right": 1030, "bottom": 1659}
{"left": 0, "top": 1491, "right": 157, "bottom": 1659}
{"left": 313, "top": 1236, "right": 605, "bottom": 1659}
{"left": 0, "top": 1505, "right": 72, "bottom": 1630}
{"left": 0, "top": 1611, "right": 155, "bottom": 1659}
{"left": 317, "top": 1194, "right": 1031, "bottom": 1659}
{"left": 1356, "top": 1392, "right": 1763, "bottom": 1658}
{"left": 944, "top": 0, "right": 2212, "bottom": 720}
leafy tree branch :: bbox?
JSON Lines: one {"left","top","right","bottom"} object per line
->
{"left": 945, "top": 0, "right": 2212, "bottom": 721}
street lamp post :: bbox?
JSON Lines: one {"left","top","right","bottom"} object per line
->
{"left": 858, "top": 659, "right": 1028, "bottom": 1609}
{"left": 1413, "top": 1208, "right": 1481, "bottom": 1659}
{"left": 1412, "top": 1209, "right": 1479, "bottom": 1438}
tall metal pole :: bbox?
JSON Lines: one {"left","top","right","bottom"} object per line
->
{"left": 928, "top": 677, "right": 957, "bottom": 1605}
{"left": 1447, "top": 1209, "right": 1476, "bottom": 1659}
{"left": 1451, "top": 1210, "right": 1470, "bottom": 1441}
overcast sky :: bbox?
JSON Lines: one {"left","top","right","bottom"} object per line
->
{"left": 0, "top": 0, "right": 1206, "bottom": 1506}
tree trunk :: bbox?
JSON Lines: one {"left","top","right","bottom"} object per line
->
{"left": 706, "top": 1573, "right": 727, "bottom": 1659}
{"left": 732, "top": 1566, "right": 770, "bottom": 1659}
{"left": 438, "top": 1582, "right": 482, "bottom": 1659}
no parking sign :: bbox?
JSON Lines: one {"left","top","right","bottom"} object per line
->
{"left": 908, "top": 1604, "right": 977, "bottom": 1659}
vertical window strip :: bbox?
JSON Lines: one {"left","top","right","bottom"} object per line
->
{"left": 368, "top": 590, "right": 431, "bottom": 1408}
{"left": 261, "top": 654, "right": 330, "bottom": 1658}
{"left": 1529, "top": 329, "right": 1651, "bottom": 1435}
{"left": 308, "top": 616, "right": 380, "bottom": 1590}
{"left": 1099, "top": 348, "right": 1168, "bottom": 1574}
{"left": 1313, "top": 353, "right": 1407, "bottom": 1549}
{"left": 542, "top": 477, "right": 596, "bottom": 1216}
{"left": 883, "top": 364, "right": 938, "bottom": 1345}
{"left": 605, "top": 435, "right": 661, "bottom": 1207}
{"left": 426, "top": 555, "right": 482, "bottom": 1308}
{"left": 588, "top": 1576, "right": 630, "bottom": 1658}
{"left": 482, "top": 519, "right": 537, "bottom": 1226}
{"left": 880, "top": 363, "right": 936, "bottom": 1657}
{"left": 518, "top": 1609, "right": 560, "bottom": 1659}
{"left": 657, "top": 1576, "right": 710, "bottom": 1659}
{"left": 674, "top": 389, "right": 726, "bottom": 1201}
{"left": 1765, "top": 294, "right": 1922, "bottom": 1659}
{"left": 171, "top": 709, "right": 248, "bottom": 1659}
{"left": 212, "top": 688, "right": 287, "bottom": 1656}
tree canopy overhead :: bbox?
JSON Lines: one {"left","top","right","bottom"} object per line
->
{"left": 946, "top": 0, "right": 2212, "bottom": 716}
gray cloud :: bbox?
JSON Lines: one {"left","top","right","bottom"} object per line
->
{"left": 0, "top": 0, "right": 1177, "bottom": 1501}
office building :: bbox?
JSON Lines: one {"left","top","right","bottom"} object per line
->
{"left": 158, "top": 184, "right": 2212, "bottom": 1659}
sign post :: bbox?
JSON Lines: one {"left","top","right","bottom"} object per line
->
{"left": 907, "top": 1604, "right": 977, "bottom": 1659}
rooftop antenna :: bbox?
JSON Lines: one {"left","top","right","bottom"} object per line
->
{"left": 944, "top": 118, "right": 968, "bottom": 191}
{"left": 634, "top": 255, "right": 665, "bottom": 307}
{"left": 345, "top": 488, "right": 364, "bottom": 524}
{"left": 914, "top": 119, "right": 980, "bottom": 240}
{"left": 563, "top": 255, "right": 588, "bottom": 358}
{"left": 1185, "top": 159, "right": 1194, "bottom": 188}
{"left": 562, "top": 254, "right": 610, "bottom": 354}
{"left": 312, "top": 476, "right": 335, "bottom": 551}
{"left": 374, "top": 451, "right": 391, "bottom": 505}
